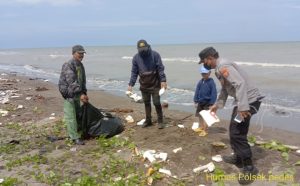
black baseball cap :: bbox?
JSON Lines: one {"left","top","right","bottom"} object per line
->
{"left": 72, "top": 45, "right": 86, "bottom": 54}
{"left": 198, "top": 47, "right": 219, "bottom": 64}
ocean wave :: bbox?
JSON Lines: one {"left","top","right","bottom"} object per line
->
{"left": 122, "top": 56, "right": 300, "bottom": 68}
{"left": 235, "top": 61, "right": 300, "bottom": 68}
{"left": 0, "top": 51, "right": 21, "bottom": 55}
{"left": 49, "top": 54, "right": 67, "bottom": 59}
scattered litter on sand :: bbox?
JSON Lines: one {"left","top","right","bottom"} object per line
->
{"left": 193, "top": 162, "right": 215, "bottom": 173}
{"left": 199, "top": 110, "right": 220, "bottom": 127}
{"left": 212, "top": 155, "right": 223, "bottom": 162}
{"left": 125, "top": 115, "right": 134, "bottom": 123}
{"left": 211, "top": 141, "right": 227, "bottom": 148}
{"left": 137, "top": 119, "right": 146, "bottom": 126}
{"left": 0, "top": 109, "right": 8, "bottom": 117}
{"left": 192, "top": 122, "right": 199, "bottom": 130}
{"left": 177, "top": 124, "right": 184, "bottom": 128}
{"left": 25, "top": 97, "right": 32, "bottom": 100}
{"left": 17, "top": 105, "right": 24, "bottom": 109}
{"left": 173, "top": 147, "right": 183, "bottom": 153}
{"left": 296, "top": 150, "right": 300, "bottom": 154}
{"left": 143, "top": 150, "right": 168, "bottom": 163}
{"left": 158, "top": 168, "right": 172, "bottom": 176}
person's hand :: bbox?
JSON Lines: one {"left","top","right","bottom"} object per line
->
{"left": 128, "top": 86, "right": 133, "bottom": 92}
{"left": 161, "top": 82, "right": 167, "bottom": 89}
{"left": 210, "top": 104, "right": 218, "bottom": 113}
{"left": 80, "top": 94, "right": 89, "bottom": 103}
{"left": 239, "top": 111, "right": 251, "bottom": 119}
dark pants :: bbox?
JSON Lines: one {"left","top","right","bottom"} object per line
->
{"left": 229, "top": 101, "right": 261, "bottom": 165}
{"left": 141, "top": 90, "right": 163, "bottom": 124}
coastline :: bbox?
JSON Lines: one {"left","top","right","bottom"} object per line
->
{"left": 0, "top": 72, "right": 299, "bottom": 185}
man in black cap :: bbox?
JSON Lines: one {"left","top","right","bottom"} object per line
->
{"left": 199, "top": 47, "right": 264, "bottom": 185}
{"left": 58, "top": 45, "right": 89, "bottom": 145}
{"left": 128, "top": 39, "right": 167, "bottom": 129}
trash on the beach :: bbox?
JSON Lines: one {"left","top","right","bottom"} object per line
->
{"left": 0, "top": 96, "right": 9, "bottom": 104}
{"left": 198, "top": 130, "right": 208, "bottom": 137}
{"left": 146, "top": 167, "right": 155, "bottom": 176}
{"left": 49, "top": 117, "right": 56, "bottom": 120}
{"left": 296, "top": 150, "right": 300, "bottom": 154}
{"left": 143, "top": 150, "right": 168, "bottom": 163}
{"left": 0, "top": 109, "right": 8, "bottom": 117}
{"left": 134, "top": 147, "right": 140, "bottom": 156}
{"left": 126, "top": 91, "right": 143, "bottom": 103}
{"left": 192, "top": 122, "right": 199, "bottom": 130}
{"left": 17, "top": 105, "right": 24, "bottom": 109}
{"left": 147, "top": 177, "right": 153, "bottom": 185}
{"left": 199, "top": 110, "right": 220, "bottom": 126}
{"left": 117, "top": 150, "right": 122, "bottom": 153}
{"left": 162, "top": 100, "right": 168, "bottom": 108}
{"left": 125, "top": 115, "right": 134, "bottom": 123}
{"left": 173, "top": 147, "right": 183, "bottom": 153}
{"left": 113, "top": 177, "right": 122, "bottom": 182}
{"left": 44, "top": 79, "right": 49, "bottom": 82}
{"left": 0, "top": 178, "right": 4, "bottom": 183}
{"left": 1, "top": 73, "right": 7, "bottom": 76}
{"left": 212, "top": 155, "right": 223, "bottom": 162}
{"left": 159, "top": 87, "right": 165, "bottom": 96}
{"left": 70, "top": 147, "right": 77, "bottom": 152}
{"left": 211, "top": 141, "right": 227, "bottom": 148}
{"left": 177, "top": 124, "right": 185, "bottom": 128}
{"left": 143, "top": 150, "right": 156, "bottom": 163}
{"left": 154, "top": 152, "right": 168, "bottom": 162}
{"left": 158, "top": 168, "right": 172, "bottom": 176}
{"left": 248, "top": 142, "right": 255, "bottom": 147}
{"left": 137, "top": 119, "right": 146, "bottom": 126}
{"left": 193, "top": 162, "right": 215, "bottom": 173}
{"left": 283, "top": 145, "right": 299, "bottom": 150}
{"left": 25, "top": 97, "right": 32, "bottom": 100}
{"left": 51, "top": 113, "right": 56, "bottom": 116}
{"left": 255, "top": 140, "right": 267, "bottom": 145}
{"left": 0, "top": 123, "right": 2, "bottom": 126}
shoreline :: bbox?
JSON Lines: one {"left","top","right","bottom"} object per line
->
{"left": 0, "top": 72, "right": 299, "bottom": 185}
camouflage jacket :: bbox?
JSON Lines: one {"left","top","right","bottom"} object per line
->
{"left": 58, "top": 58, "right": 87, "bottom": 99}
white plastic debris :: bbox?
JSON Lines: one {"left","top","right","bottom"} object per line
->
{"left": 117, "top": 150, "right": 122, "bottom": 153}
{"left": 158, "top": 168, "right": 172, "bottom": 176}
{"left": 284, "top": 145, "right": 299, "bottom": 150}
{"left": 44, "top": 79, "right": 49, "bottom": 82}
{"left": 17, "top": 105, "right": 24, "bottom": 109}
{"left": 0, "top": 178, "right": 4, "bottom": 183}
{"left": 155, "top": 152, "right": 168, "bottom": 162}
{"left": 49, "top": 117, "right": 56, "bottom": 120}
{"left": 70, "top": 147, "right": 77, "bottom": 152}
{"left": 212, "top": 155, "right": 223, "bottom": 162}
{"left": 159, "top": 87, "right": 165, "bottom": 96}
{"left": 143, "top": 150, "right": 156, "bottom": 163}
{"left": 0, "top": 123, "right": 2, "bottom": 126}
{"left": 125, "top": 115, "right": 134, "bottom": 123}
{"left": 137, "top": 119, "right": 146, "bottom": 126}
{"left": 192, "top": 122, "right": 199, "bottom": 130}
{"left": 25, "top": 97, "right": 32, "bottom": 100}
{"left": 51, "top": 113, "right": 56, "bottom": 116}
{"left": 193, "top": 162, "right": 215, "bottom": 173}
{"left": 126, "top": 91, "right": 143, "bottom": 103}
{"left": 296, "top": 150, "right": 300, "bottom": 154}
{"left": 173, "top": 147, "right": 183, "bottom": 153}
{"left": 0, "top": 109, "right": 8, "bottom": 117}
{"left": 143, "top": 150, "right": 168, "bottom": 163}
{"left": 199, "top": 110, "right": 220, "bottom": 126}
{"left": 177, "top": 125, "right": 185, "bottom": 128}
{"left": 0, "top": 96, "right": 9, "bottom": 104}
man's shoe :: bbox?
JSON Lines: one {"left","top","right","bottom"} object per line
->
{"left": 238, "top": 165, "right": 258, "bottom": 185}
{"left": 142, "top": 122, "right": 153, "bottom": 128}
{"left": 73, "top": 139, "right": 85, "bottom": 145}
{"left": 158, "top": 122, "right": 165, "bottom": 129}
{"left": 223, "top": 154, "right": 243, "bottom": 168}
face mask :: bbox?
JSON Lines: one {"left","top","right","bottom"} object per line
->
{"left": 204, "top": 63, "right": 211, "bottom": 70}
{"left": 138, "top": 47, "right": 150, "bottom": 57}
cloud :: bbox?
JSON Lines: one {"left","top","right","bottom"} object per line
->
{"left": 0, "top": 0, "right": 83, "bottom": 6}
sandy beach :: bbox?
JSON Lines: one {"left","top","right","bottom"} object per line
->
{"left": 0, "top": 72, "right": 299, "bottom": 185}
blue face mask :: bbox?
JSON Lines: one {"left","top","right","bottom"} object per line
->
{"left": 204, "top": 63, "right": 211, "bottom": 70}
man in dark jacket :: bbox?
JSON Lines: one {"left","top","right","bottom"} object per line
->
{"left": 58, "top": 45, "right": 89, "bottom": 145}
{"left": 128, "top": 40, "right": 167, "bottom": 129}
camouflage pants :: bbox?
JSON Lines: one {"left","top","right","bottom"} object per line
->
{"left": 64, "top": 96, "right": 81, "bottom": 140}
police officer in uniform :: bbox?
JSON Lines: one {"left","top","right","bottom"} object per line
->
{"left": 198, "top": 47, "right": 264, "bottom": 185}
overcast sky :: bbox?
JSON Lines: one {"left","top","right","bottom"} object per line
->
{"left": 0, "top": 0, "right": 300, "bottom": 49}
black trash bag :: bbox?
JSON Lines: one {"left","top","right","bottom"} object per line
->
{"left": 80, "top": 102, "right": 124, "bottom": 139}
